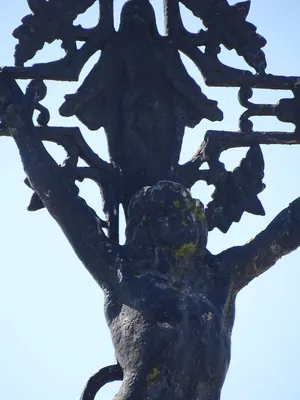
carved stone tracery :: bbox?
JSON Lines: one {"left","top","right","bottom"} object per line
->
{"left": 1, "top": 1, "right": 300, "bottom": 399}
{"left": 2, "top": 0, "right": 300, "bottom": 239}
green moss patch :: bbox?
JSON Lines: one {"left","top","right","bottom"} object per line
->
{"left": 147, "top": 367, "right": 160, "bottom": 383}
{"left": 174, "top": 242, "right": 197, "bottom": 258}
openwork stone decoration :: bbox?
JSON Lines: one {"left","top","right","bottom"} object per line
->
{"left": 1, "top": 1, "right": 300, "bottom": 399}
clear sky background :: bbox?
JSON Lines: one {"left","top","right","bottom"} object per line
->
{"left": 1, "top": 1, "right": 300, "bottom": 399}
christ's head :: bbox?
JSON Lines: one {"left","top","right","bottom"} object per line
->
{"left": 126, "top": 181, "right": 207, "bottom": 253}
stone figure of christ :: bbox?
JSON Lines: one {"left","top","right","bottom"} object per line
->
{"left": 4, "top": 103, "right": 300, "bottom": 398}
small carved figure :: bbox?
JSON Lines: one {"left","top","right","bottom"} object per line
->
{"left": 59, "top": 0, "right": 223, "bottom": 206}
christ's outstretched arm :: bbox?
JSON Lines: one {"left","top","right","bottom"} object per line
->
{"left": 0, "top": 72, "right": 120, "bottom": 289}
{"left": 217, "top": 196, "right": 300, "bottom": 293}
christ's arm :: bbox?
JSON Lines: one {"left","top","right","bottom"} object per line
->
{"left": 0, "top": 72, "right": 120, "bottom": 289}
{"left": 217, "top": 196, "right": 300, "bottom": 293}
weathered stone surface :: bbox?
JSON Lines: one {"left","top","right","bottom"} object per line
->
{"left": 1, "top": 1, "right": 300, "bottom": 399}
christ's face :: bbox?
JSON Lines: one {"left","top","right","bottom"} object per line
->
{"left": 146, "top": 199, "right": 200, "bottom": 247}
{"left": 126, "top": 183, "right": 207, "bottom": 252}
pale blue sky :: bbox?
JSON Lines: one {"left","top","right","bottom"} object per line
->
{"left": 1, "top": 1, "right": 300, "bottom": 399}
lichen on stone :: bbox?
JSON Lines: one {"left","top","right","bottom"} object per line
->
{"left": 193, "top": 200, "right": 206, "bottom": 222}
{"left": 147, "top": 367, "right": 160, "bottom": 383}
{"left": 174, "top": 242, "right": 197, "bottom": 258}
{"left": 173, "top": 200, "right": 184, "bottom": 210}
{"left": 173, "top": 197, "right": 206, "bottom": 223}
{"left": 207, "top": 312, "right": 213, "bottom": 321}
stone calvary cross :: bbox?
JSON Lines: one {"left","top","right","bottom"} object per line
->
{"left": 1, "top": 1, "right": 300, "bottom": 399}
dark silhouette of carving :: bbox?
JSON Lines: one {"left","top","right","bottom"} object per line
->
{"left": 60, "top": 0, "right": 223, "bottom": 209}
{"left": 1, "top": 1, "right": 300, "bottom": 399}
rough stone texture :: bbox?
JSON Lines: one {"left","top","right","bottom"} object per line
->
{"left": 1, "top": 1, "right": 300, "bottom": 399}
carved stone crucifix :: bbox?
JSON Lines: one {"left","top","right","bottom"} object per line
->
{"left": 1, "top": 1, "right": 300, "bottom": 399}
